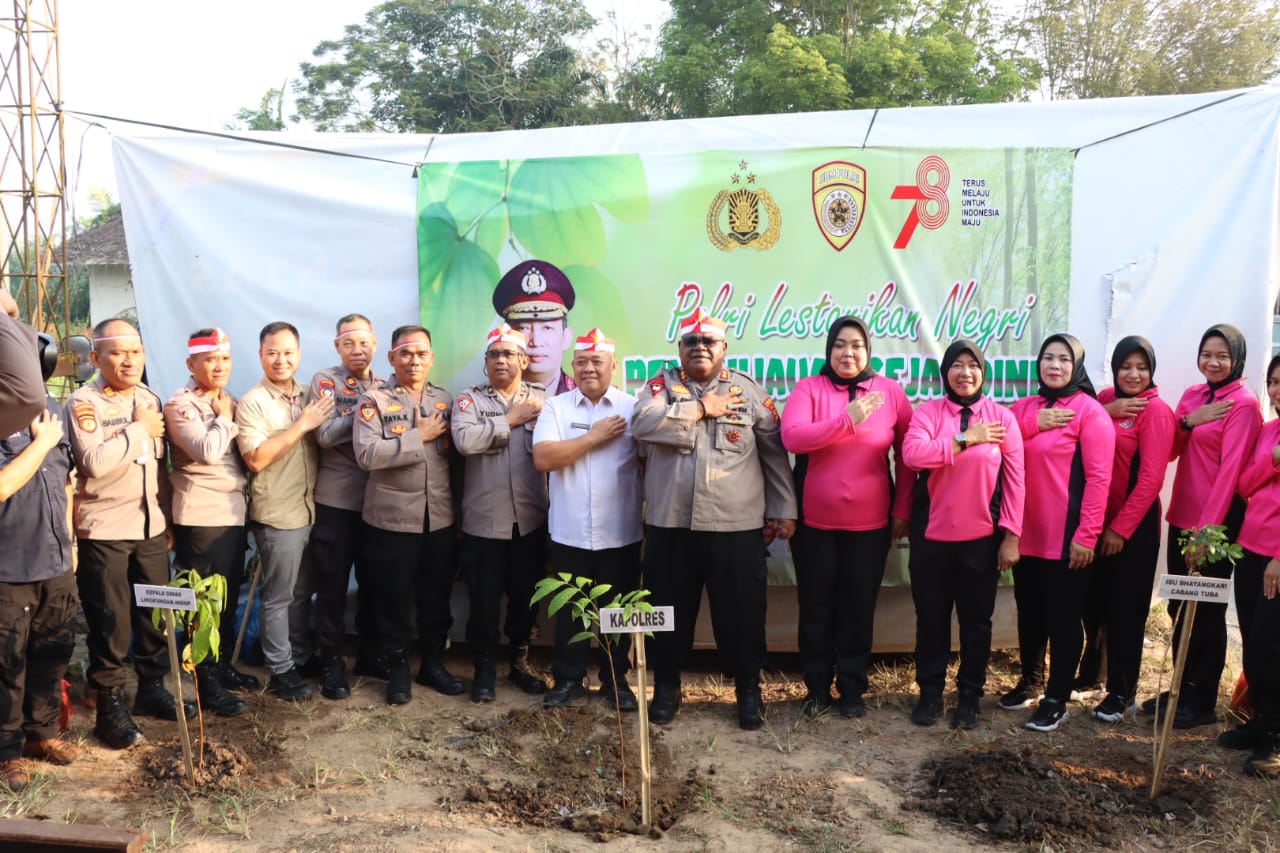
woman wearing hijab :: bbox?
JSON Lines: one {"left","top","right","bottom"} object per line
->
{"left": 1002, "top": 334, "right": 1114, "bottom": 732}
{"left": 1085, "top": 336, "right": 1177, "bottom": 721}
{"left": 1149, "top": 324, "right": 1262, "bottom": 729}
{"left": 780, "top": 316, "right": 913, "bottom": 718}
{"left": 902, "top": 340, "right": 1023, "bottom": 729}
{"left": 1229, "top": 354, "right": 1280, "bottom": 776}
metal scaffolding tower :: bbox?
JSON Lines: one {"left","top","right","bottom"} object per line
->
{"left": 1, "top": 0, "right": 68, "bottom": 337}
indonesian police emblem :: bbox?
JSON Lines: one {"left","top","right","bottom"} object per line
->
{"left": 812, "top": 161, "right": 867, "bottom": 251}
{"left": 707, "top": 159, "right": 781, "bottom": 252}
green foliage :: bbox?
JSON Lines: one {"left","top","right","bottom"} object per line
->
{"left": 1177, "top": 525, "right": 1245, "bottom": 569}
{"left": 530, "top": 572, "right": 653, "bottom": 646}
{"left": 151, "top": 569, "right": 228, "bottom": 671}
{"left": 227, "top": 86, "right": 288, "bottom": 131}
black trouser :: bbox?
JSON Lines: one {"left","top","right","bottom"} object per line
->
{"left": 793, "top": 523, "right": 890, "bottom": 700}
{"left": 363, "top": 524, "right": 457, "bottom": 657}
{"left": 1088, "top": 504, "right": 1161, "bottom": 701}
{"left": 0, "top": 571, "right": 77, "bottom": 759}
{"left": 1013, "top": 555, "right": 1092, "bottom": 701}
{"left": 550, "top": 541, "right": 642, "bottom": 685}
{"left": 173, "top": 524, "right": 247, "bottom": 661}
{"left": 909, "top": 534, "right": 1000, "bottom": 697}
{"left": 1237, "top": 548, "right": 1280, "bottom": 734}
{"left": 1168, "top": 504, "right": 1244, "bottom": 712}
{"left": 77, "top": 535, "right": 171, "bottom": 689}
{"left": 643, "top": 525, "right": 767, "bottom": 687}
{"left": 462, "top": 525, "right": 547, "bottom": 658}
{"left": 311, "top": 504, "right": 378, "bottom": 658}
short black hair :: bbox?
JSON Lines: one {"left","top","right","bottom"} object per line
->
{"left": 336, "top": 314, "right": 372, "bottom": 334}
{"left": 391, "top": 325, "right": 432, "bottom": 348}
{"left": 188, "top": 327, "right": 217, "bottom": 342}
{"left": 259, "top": 321, "right": 299, "bottom": 345}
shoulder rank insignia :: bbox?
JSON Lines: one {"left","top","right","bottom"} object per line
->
{"left": 719, "top": 369, "right": 730, "bottom": 381}
{"left": 318, "top": 378, "right": 336, "bottom": 398}
{"left": 345, "top": 375, "right": 358, "bottom": 388}
{"left": 73, "top": 402, "right": 97, "bottom": 433}
{"left": 359, "top": 402, "right": 377, "bottom": 422}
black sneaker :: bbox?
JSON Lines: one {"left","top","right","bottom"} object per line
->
{"left": 949, "top": 691, "right": 981, "bottom": 730}
{"left": 998, "top": 681, "right": 1043, "bottom": 711}
{"left": 1024, "top": 698, "right": 1069, "bottom": 732}
{"left": 911, "top": 694, "right": 941, "bottom": 726}
{"left": 1092, "top": 693, "right": 1135, "bottom": 723}
{"left": 267, "top": 668, "right": 314, "bottom": 701}
{"left": 1219, "top": 718, "right": 1265, "bottom": 751}
{"left": 542, "top": 681, "right": 588, "bottom": 708}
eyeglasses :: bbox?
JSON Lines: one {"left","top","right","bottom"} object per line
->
{"left": 485, "top": 349, "right": 522, "bottom": 361}
{"left": 680, "top": 335, "right": 722, "bottom": 348}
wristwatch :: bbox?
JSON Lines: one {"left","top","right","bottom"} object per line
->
{"left": 955, "top": 432, "right": 968, "bottom": 450}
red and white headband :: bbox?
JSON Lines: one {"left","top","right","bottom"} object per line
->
{"left": 574, "top": 327, "right": 615, "bottom": 353}
{"left": 679, "top": 307, "right": 727, "bottom": 340}
{"left": 188, "top": 329, "right": 231, "bottom": 355}
{"left": 487, "top": 323, "right": 528, "bottom": 350}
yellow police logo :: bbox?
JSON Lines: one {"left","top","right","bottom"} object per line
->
{"left": 390, "top": 423, "right": 408, "bottom": 435}
{"left": 812, "top": 160, "right": 867, "bottom": 252}
{"left": 671, "top": 384, "right": 690, "bottom": 396}
{"left": 729, "top": 386, "right": 743, "bottom": 395}
{"left": 708, "top": 159, "right": 781, "bottom": 252}
{"left": 387, "top": 402, "right": 404, "bottom": 413}
{"left": 434, "top": 401, "right": 448, "bottom": 411}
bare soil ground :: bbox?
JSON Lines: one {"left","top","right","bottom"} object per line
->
{"left": 3, "top": 609, "right": 1279, "bottom": 852}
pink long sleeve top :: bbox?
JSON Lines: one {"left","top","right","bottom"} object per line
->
{"left": 902, "top": 396, "right": 1024, "bottom": 542}
{"left": 1236, "top": 418, "right": 1280, "bottom": 560}
{"left": 1096, "top": 387, "right": 1176, "bottom": 539}
{"left": 1166, "top": 379, "right": 1262, "bottom": 530}
{"left": 1012, "top": 391, "right": 1115, "bottom": 558}
{"left": 780, "top": 374, "right": 913, "bottom": 531}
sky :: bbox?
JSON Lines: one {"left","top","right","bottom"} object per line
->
{"left": 57, "top": 0, "right": 668, "bottom": 221}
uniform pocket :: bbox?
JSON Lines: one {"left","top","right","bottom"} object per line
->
{"left": 714, "top": 421, "right": 753, "bottom": 453}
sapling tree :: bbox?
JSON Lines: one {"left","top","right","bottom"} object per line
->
{"left": 152, "top": 568, "right": 227, "bottom": 768}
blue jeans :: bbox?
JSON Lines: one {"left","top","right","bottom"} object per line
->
{"left": 252, "top": 524, "right": 314, "bottom": 675}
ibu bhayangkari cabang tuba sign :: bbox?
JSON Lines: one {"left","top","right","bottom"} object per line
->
{"left": 416, "top": 146, "right": 1072, "bottom": 402}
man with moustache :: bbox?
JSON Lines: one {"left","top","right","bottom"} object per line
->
{"left": 632, "top": 307, "right": 798, "bottom": 730}
{"left": 236, "top": 322, "right": 333, "bottom": 701}
{"left": 493, "top": 260, "right": 577, "bottom": 395}
{"left": 452, "top": 324, "right": 550, "bottom": 702}
{"left": 307, "top": 315, "right": 385, "bottom": 700}
{"left": 67, "top": 319, "right": 191, "bottom": 749}
{"left": 352, "top": 325, "right": 463, "bottom": 705}
{"left": 164, "top": 328, "right": 255, "bottom": 717}
{"left": 533, "top": 328, "right": 643, "bottom": 710}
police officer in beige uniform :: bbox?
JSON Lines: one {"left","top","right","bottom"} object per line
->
{"left": 352, "top": 324, "right": 464, "bottom": 705}
{"left": 68, "top": 319, "right": 193, "bottom": 750}
{"left": 308, "top": 314, "right": 385, "bottom": 700}
{"left": 632, "top": 308, "right": 798, "bottom": 730}
{"left": 452, "top": 324, "right": 550, "bottom": 702}
{"left": 164, "top": 328, "right": 256, "bottom": 718}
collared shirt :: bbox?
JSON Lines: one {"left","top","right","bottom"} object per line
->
{"left": 1167, "top": 379, "right": 1262, "bottom": 530}
{"left": 235, "top": 376, "right": 317, "bottom": 530}
{"left": 66, "top": 376, "right": 169, "bottom": 540}
{"left": 310, "top": 365, "right": 382, "bottom": 512}
{"left": 451, "top": 381, "right": 549, "bottom": 539}
{"left": 0, "top": 397, "right": 73, "bottom": 582}
{"left": 533, "top": 386, "right": 642, "bottom": 550}
{"left": 165, "top": 379, "right": 247, "bottom": 527}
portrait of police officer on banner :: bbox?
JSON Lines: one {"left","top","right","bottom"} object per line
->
{"left": 492, "top": 259, "right": 576, "bottom": 395}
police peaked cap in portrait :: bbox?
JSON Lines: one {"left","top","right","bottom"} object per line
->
{"left": 575, "top": 328, "right": 615, "bottom": 353}
{"left": 493, "top": 260, "right": 576, "bottom": 322}
{"left": 680, "top": 307, "right": 728, "bottom": 340}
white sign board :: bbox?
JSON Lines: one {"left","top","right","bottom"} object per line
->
{"left": 1157, "top": 574, "right": 1232, "bottom": 604}
{"left": 599, "top": 606, "right": 676, "bottom": 634}
{"left": 134, "top": 584, "right": 197, "bottom": 611}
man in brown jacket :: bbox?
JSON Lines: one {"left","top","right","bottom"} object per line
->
{"left": 67, "top": 319, "right": 193, "bottom": 749}
{"left": 352, "top": 325, "right": 462, "bottom": 705}
{"left": 164, "top": 328, "right": 255, "bottom": 717}
{"left": 452, "top": 324, "right": 550, "bottom": 702}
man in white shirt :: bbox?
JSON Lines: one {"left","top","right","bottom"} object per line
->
{"left": 532, "top": 328, "right": 643, "bottom": 710}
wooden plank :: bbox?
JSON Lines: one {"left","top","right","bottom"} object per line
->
{"left": 0, "top": 817, "right": 146, "bottom": 852}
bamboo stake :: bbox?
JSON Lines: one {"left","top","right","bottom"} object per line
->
{"left": 231, "top": 558, "right": 262, "bottom": 668}
{"left": 635, "top": 634, "right": 653, "bottom": 828}
{"left": 163, "top": 609, "right": 196, "bottom": 786}
{"left": 1151, "top": 599, "right": 1197, "bottom": 799}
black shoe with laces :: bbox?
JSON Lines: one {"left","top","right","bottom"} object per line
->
{"left": 911, "top": 693, "right": 942, "bottom": 726}
{"left": 1024, "top": 698, "right": 1069, "bottom": 731}
{"left": 267, "top": 668, "right": 314, "bottom": 701}
{"left": 543, "top": 681, "right": 588, "bottom": 708}
{"left": 599, "top": 680, "right": 639, "bottom": 712}
{"left": 998, "top": 680, "right": 1043, "bottom": 711}
{"left": 94, "top": 687, "right": 144, "bottom": 750}
{"left": 649, "top": 683, "right": 681, "bottom": 725}
{"left": 216, "top": 661, "right": 261, "bottom": 691}
{"left": 386, "top": 656, "right": 412, "bottom": 706}
{"left": 320, "top": 655, "right": 350, "bottom": 701}
{"left": 132, "top": 677, "right": 197, "bottom": 721}
{"left": 471, "top": 661, "right": 497, "bottom": 703}
{"left": 1092, "top": 693, "right": 1135, "bottom": 723}
{"left": 949, "top": 691, "right": 981, "bottom": 730}
{"left": 416, "top": 658, "right": 465, "bottom": 695}
{"left": 196, "top": 663, "right": 247, "bottom": 717}
{"left": 352, "top": 654, "right": 391, "bottom": 681}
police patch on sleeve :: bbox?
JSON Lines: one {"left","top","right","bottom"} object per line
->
{"left": 457, "top": 395, "right": 473, "bottom": 412}
{"left": 648, "top": 377, "right": 666, "bottom": 397}
{"left": 73, "top": 402, "right": 97, "bottom": 433}
{"left": 763, "top": 397, "right": 780, "bottom": 424}
{"left": 318, "top": 378, "right": 336, "bottom": 398}
{"left": 359, "top": 402, "right": 377, "bottom": 422}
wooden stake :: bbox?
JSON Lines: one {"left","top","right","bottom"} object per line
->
{"left": 231, "top": 559, "right": 262, "bottom": 668}
{"left": 163, "top": 609, "right": 196, "bottom": 787}
{"left": 1151, "top": 599, "right": 1197, "bottom": 799}
{"left": 635, "top": 633, "right": 653, "bottom": 828}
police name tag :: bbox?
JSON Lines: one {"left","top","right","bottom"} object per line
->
{"left": 134, "top": 584, "right": 197, "bottom": 611}
{"left": 1157, "top": 574, "right": 1231, "bottom": 604}
{"left": 599, "top": 606, "right": 675, "bottom": 634}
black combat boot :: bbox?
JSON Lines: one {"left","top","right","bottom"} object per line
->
{"left": 94, "top": 686, "right": 144, "bottom": 750}
{"left": 506, "top": 642, "right": 547, "bottom": 694}
{"left": 320, "top": 653, "right": 350, "bottom": 700}
{"left": 472, "top": 655, "right": 497, "bottom": 703}
{"left": 196, "top": 662, "right": 246, "bottom": 717}
{"left": 735, "top": 677, "right": 765, "bottom": 731}
{"left": 386, "top": 653, "right": 412, "bottom": 706}
{"left": 132, "top": 677, "right": 197, "bottom": 721}
{"left": 415, "top": 647, "right": 464, "bottom": 696}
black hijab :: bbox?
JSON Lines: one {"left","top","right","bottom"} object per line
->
{"left": 1268, "top": 354, "right": 1280, "bottom": 416}
{"left": 1037, "top": 333, "right": 1096, "bottom": 402}
{"left": 820, "top": 316, "right": 876, "bottom": 400}
{"left": 1199, "top": 323, "right": 1247, "bottom": 401}
{"left": 1110, "top": 335, "right": 1158, "bottom": 399}
{"left": 940, "top": 338, "right": 985, "bottom": 407}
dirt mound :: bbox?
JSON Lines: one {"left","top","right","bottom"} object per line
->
{"left": 904, "top": 741, "right": 1219, "bottom": 846}
{"left": 445, "top": 706, "right": 702, "bottom": 840}
{"left": 141, "top": 740, "right": 254, "bottom": 789}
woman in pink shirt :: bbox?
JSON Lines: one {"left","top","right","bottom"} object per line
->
{"left": 1149, "top": 324, "right": 1262, "bottom": 730}
{"left": 1003, "top": 334, "right": 1114, "bottom": 732}
{"left": 1083, "top": 336, "right": 1176, "bottom": 722}
{"left": 1220, "top": 353, "right": 1280, "bottom": 775}
{"left": 781, "top": 316, "right": 912, "bottom": 718}
{"left": 902, "top": 339, "right": 1023, "bottom": 729}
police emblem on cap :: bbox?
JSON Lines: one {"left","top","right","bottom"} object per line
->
{"left": 521, "top": 267, "right": 547, "bottom": 295}
{"left": 493, "top": 260, "right": 575, "bottom": 321}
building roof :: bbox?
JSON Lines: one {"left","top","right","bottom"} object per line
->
{"left": 64, "top": 210, "right": 129, "bottom": 266}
